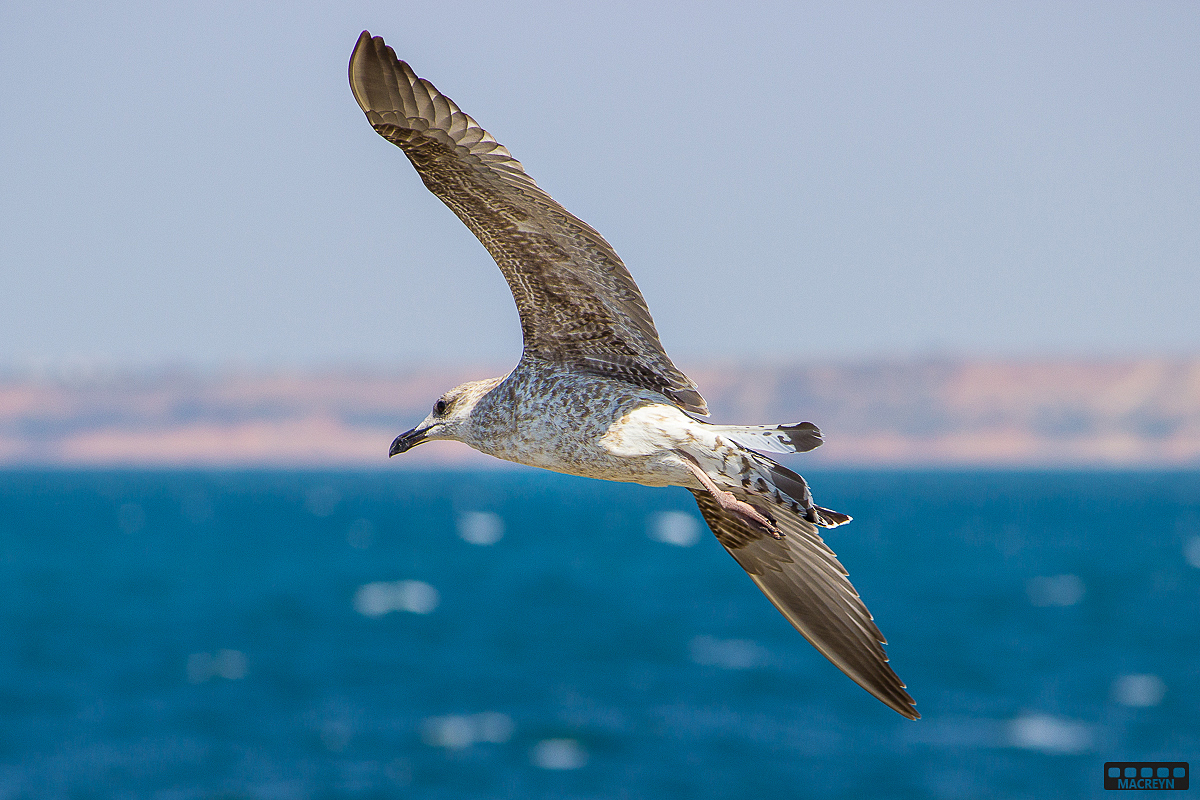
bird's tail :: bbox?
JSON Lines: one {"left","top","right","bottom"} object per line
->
{"left": 707, "top": 421, "right": 823, "bottom": 454}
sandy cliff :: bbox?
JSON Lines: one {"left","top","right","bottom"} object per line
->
{"left": 2, "top": 359, "right": 1198, "bottom": 468}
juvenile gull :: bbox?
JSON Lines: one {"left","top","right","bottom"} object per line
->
{"left": 349, "top": 31, "right": 918, "bottom": 720}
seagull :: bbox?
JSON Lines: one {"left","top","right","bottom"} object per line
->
{"left": 349, "top": 31, "right": 918, "bottom": 720}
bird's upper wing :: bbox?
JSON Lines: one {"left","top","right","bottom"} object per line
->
{"left": 689, "top": 488, "right": 918, "bottom": 719}
{"left": 348, "top": 32, "right": 706, "bottom": 415}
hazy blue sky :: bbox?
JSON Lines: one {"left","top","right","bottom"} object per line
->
{"left": 2, "top": 1, "right": 1197, "bottom": 370}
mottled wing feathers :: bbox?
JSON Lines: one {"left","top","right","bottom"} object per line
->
{"left": 348, "top": 31, "right": 707, "bottom": 414}
{"left": 689, "top": 489, "right": 919, "bottom": 719}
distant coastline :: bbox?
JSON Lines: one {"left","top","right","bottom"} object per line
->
{"left": 2, "top": 358, "right": 1198, "bottom": 468}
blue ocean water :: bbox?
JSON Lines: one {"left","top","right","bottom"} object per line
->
{"left": 0, "top": 469, "right": 1197, "bottom": 799}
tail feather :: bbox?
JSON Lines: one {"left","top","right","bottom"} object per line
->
{"left": 814, "top": 505, "right": 852, "bottom": 527}
{"left": 709, "top": 422, "right": 822, "bottom": 454}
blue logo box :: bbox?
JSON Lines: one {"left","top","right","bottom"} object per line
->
{"left": 1104, "top": 762, "right": 1188, "bottom": 790}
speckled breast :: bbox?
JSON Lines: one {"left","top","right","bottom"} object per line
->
{"left": 468, "top": 358, "right": 695, "bottom": 487}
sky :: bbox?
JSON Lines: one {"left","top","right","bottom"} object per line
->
{"left": 1, "top": 1, "right": 1197, "bottom": 371}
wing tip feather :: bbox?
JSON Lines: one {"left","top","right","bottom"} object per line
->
{"left": 689, "top": 486, "right": 919, "bottom": 720}
{"left": 347, "top": 31, "right": 717, "bottom": 418}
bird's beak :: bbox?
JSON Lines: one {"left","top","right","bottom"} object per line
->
{"left": 389, "top": 425, "right": 429, "bottom": 457}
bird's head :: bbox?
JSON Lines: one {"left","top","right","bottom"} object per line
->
{"left": 388, "top": 377, "right": 502, "bottom": 456}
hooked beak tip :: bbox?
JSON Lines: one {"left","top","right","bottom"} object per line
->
{"left": 389, "top": 427, "right": 426, "bottom": 457}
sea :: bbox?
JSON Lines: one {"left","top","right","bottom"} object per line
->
{"left": 1, "top": 469, "right": 1197, "bottom": 799}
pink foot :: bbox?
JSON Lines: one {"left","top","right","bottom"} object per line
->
{"left": 682, "top": 459, "right": 783, "bottom": 539}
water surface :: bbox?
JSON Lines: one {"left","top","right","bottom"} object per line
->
{"left": 1, "top": 470, "right": 1196, "bottom": 798}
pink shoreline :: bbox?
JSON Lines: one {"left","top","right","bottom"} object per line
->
{"left": 3, "top": 359, "right": 1199, "bottom": 468}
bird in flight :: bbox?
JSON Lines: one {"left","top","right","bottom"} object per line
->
{"left": 348, "top": 31, "right": 917, "bottom": 719}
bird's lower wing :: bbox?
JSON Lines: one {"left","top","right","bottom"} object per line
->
{"left": 689, "top": 488, "right": 918, "bottom": 719}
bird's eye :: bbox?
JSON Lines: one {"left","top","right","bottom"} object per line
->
{"left": 433, "top": 399, "right": 448, "bottom": 415}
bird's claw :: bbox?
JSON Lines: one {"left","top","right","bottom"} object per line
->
{"left": 720, "top": 490, "right": 784, "bottom": 540}
{"left": 682, "top": 457, "right": 783, "bottom": 539}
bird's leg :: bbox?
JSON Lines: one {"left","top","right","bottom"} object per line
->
{"left": 682, "top": 459, "right": 783, "bottom": 540}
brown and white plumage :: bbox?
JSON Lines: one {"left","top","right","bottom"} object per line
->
{"left": 349, "top": 31, "right": 705, "bottom": 414}
{"left": 349, "top": 31, "right": 917, "bottom": 720}
{"left": 691, "top": 482, "right": 916, "bottom": 718}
